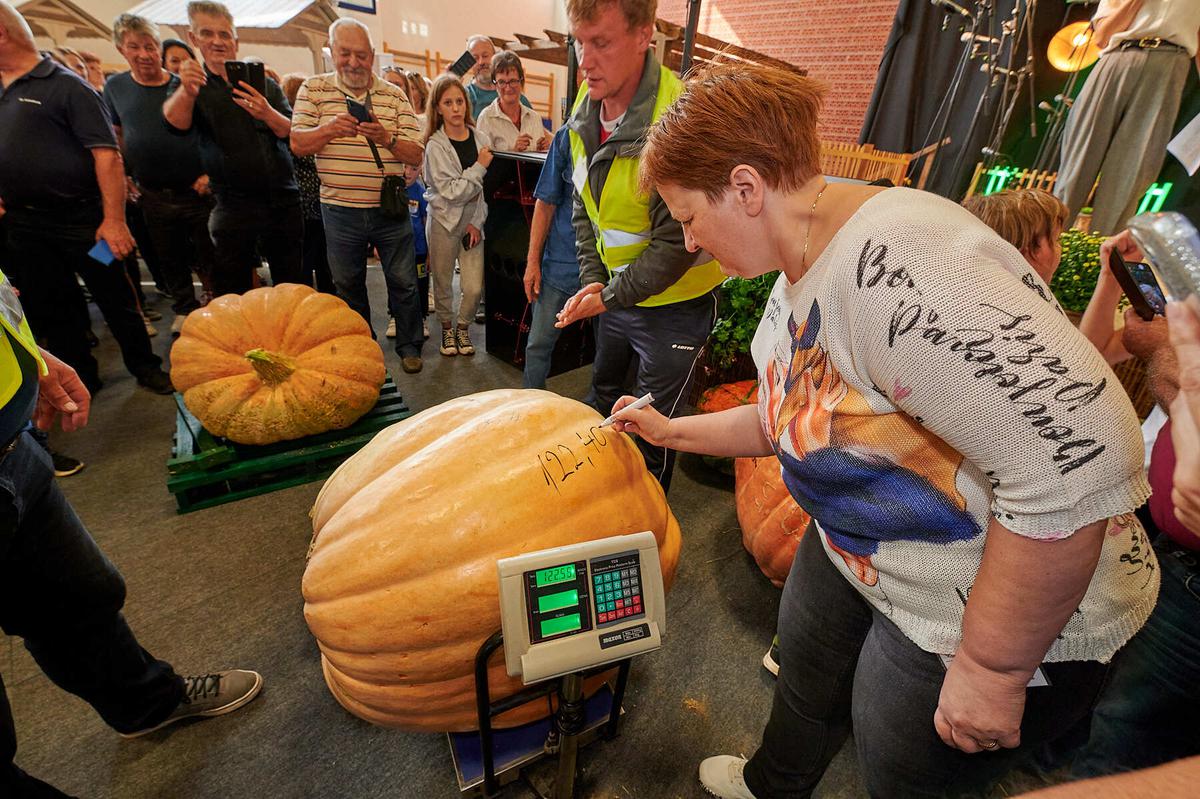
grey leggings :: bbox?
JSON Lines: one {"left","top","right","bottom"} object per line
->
{"left": 743, "top": 528, "right": 1109, "bottom": 799}
{"left": 426, "top": 215, "right": 484, "bottom": 329}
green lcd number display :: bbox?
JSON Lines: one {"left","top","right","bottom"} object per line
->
{"left": 540, "top": 613, "right": 582, "bottom": 638}
{"left": 535, "top": 563, "right": 576, "bottom": 587}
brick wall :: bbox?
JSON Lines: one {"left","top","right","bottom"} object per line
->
{"left": 658, "top": 0, "right": 900, "bottom": 142}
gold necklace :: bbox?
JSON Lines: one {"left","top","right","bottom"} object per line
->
{"left": 802, "top": 181, "right": 829, "bottom": 272}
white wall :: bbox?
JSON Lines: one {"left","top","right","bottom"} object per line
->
{"left": 55, "top": 1, "right": 569, "bottom": 121}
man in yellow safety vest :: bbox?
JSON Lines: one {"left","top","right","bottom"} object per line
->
{"left": 557, "top": 0, "right": 723, "bottom": 491}
{"left": 0, "top": 269, "right": 263, "bottom": 796}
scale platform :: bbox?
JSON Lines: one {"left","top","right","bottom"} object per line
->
{"left": 447, "top": 684, "right": 616, "bottom": 794}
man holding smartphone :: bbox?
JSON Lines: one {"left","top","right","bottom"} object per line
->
{"left": 290, "top": 18, "right": 426, "bottom": 373}
{"left": 462, "top": 34, "right": 532, "bottom": 121}
{"left": 163, "top": 0, "right": 304, "bottom": 296}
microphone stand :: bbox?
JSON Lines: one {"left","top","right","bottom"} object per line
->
{"left": 922, "top": 0, "right": 985, "bottom": 190}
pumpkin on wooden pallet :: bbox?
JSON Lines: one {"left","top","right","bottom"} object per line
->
{"left": 302, "top": 390, "right": 682, "bottom": 732}
{"left": 170, "top": 284, "right": 385, "bottom": 446}
{"left": 735, "top": 455, "right": 809, "bottom": 588}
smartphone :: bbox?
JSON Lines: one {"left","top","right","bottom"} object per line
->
{"left": 224, "top": 60, "right": 266, "bottom": 95}
{"left": 447, "top": 49, "right": 477, "bottom": 78}
{"left": 1108, "top": 250, "right": 1166, "bottom": 321}
{"left": 1128, "top": 211, "right": 1200, "bottom": 304}
{"left": 346, "top": 98, "right": 372, "bottom": 124}
{"left": 462, "top": 233, "right": 476, "bottom": 251}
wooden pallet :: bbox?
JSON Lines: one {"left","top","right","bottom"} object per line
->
{"left": 166, "top": 378, "right": 412, "bottom": 514}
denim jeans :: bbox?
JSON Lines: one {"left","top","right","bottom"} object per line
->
{"left": 743, "top": 529, "right": 1109, "bottom": 799}
{"left": 321, "top": 204, "right": 422, "bottom": 357}
{"left": 522, "top": 282, "right": 573, "bottom": 389}
{"left": 1072, "top": 534, "right": 1200, "bottom": 777}
{"left": 0, "top": 431, "right": 183, "bottom": 795}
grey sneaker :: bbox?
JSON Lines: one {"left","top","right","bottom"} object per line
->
{"left": 121, "top": 669, "right": 263, "bottom": 738}
{"left": 699, "top": 756, "right": 758, "bottom": 799}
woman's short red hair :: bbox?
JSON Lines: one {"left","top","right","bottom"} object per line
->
{"left": 640, "top": 61, "right": 825, "bottom": 202}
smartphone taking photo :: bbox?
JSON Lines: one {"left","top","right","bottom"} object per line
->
{"left": 1108, "top": 250, "right": 1167, "bottom": 321}
{"left": 224, "top": 60, "right": 266, "bottom": 95}
{"left": 447, "top": 49, "right": 477, "bottom": 78}
{"left": 345, "top": 98, "right": 372, "bottom": 124}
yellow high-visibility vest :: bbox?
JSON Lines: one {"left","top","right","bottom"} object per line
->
{"left": 569, "top": 65, "right": 723, "bottom": 308}
{"left": 0, "top": 270, "right": 46, "bottom": 410}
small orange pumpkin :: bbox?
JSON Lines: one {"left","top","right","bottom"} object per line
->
{"left": 303, "top": 390, "right": 682, "bottom": 732}
{"left": 696, "top": 379, "right": 759, "bottom": 414}
{"left": 734, "top": 455, "right": 809, "bottom": 588}
{"left": 170, "top": 284, "right": 385, "bottom": 445}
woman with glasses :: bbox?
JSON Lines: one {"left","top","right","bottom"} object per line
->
{"left": 475, "top": 51, "right": 550, "bottom": 152}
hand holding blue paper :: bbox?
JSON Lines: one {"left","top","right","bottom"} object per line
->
{"left": 87, "top": 240, "right": 115, "bottom": 265}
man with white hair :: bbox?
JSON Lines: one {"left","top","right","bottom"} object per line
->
{"left": 291, "top": 18, "right": 427, "bottom": 372}
{"left": 163, "top": 0, "right": 304, "bottom": 296}
{"left": 463, "top": 33, "right": 531, "bottom": 120}
{"left": 105, "top": 12, "right": 211, "bottom": 333}
{"left": 0, "top": 1, "right": 173, "bottom": 395}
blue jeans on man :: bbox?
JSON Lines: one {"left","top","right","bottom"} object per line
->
{"left": 320, "top": 204, "right": 422, "bottom": 358}
{"left": 523, "top": 281, "right": 575, "bottom": 389}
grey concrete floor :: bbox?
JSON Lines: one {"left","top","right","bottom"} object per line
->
{"left": 5, "top": 270, "right": 1050, "bottom": 799}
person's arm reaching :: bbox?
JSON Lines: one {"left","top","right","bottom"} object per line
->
{"left": 609, "top": 401, "right": 774, "bottom": 459}
{"left": 1014, "top": 755, "right": 1200, "bottom": 798}
{"left": 92, "top": 147, "right": 135, "bottom": 259}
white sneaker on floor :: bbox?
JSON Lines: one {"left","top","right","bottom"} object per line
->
{"left": 422, "top": 319, "right": 429, "bottom": 339}
{"left": 170, "top": 313, "right": 188, "bottom": 336}
{"left": 386, "top": 318, "right": 397, "bottom": 338}
{"left": 699, "top": 756, "right": 758, "bottom": 799}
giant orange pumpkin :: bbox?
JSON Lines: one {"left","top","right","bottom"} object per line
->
{"left": 170, "top": 284, "right": 385, "bottom": 445}
{"left": 734, "top": 455, "right": 809, "bottom": 588}
{"left": 302, "top": 390, "right": 682, "bottom": 732}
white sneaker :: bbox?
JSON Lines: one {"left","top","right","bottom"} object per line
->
{"left": 143, "top": 316, "right": 158, "bottom": 337}
{"left": 386, "top": 318, "right": 397, "bottom": 339}
{"left": 422, "top": 319, "right": 429, "bottom": 339}
{"left": 699, "top": 756, "right": 758, "bottom": 799}
{"left": 171, "top": 313, "right": 188, "bottom": 336}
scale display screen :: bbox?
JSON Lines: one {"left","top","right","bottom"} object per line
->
{"left": 524, "top": 559, "right": 590, "bottom": 644}
{"left": 534, "top": 563, "right": 576, "bottom": 587}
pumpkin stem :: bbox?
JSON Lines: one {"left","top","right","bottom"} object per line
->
{"left": 245, "top": 348, "right": 296, "bottom": 384}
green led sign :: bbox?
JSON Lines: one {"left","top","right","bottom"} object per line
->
{"left": 540, "top": 613, "right": 581, "bottom": 637}
{"left": 978, "top": 169, "right": 1173, "bottom": 212}
{"left": 535, "top": 563, "right": 576, "bottom": 587}
{"left": 1137, "top": 182, "right": 1173, "bottom": 214}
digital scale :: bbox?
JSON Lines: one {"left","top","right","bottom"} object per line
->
{"left": 448, "top": 532, "right": 666, "bottom": 798}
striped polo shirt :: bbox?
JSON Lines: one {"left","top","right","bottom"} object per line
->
{"left": 292, "top": 72, "right": 420, "bottom": 208}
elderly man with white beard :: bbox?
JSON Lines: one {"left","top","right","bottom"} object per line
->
{"left": 290, "top": 17, "right": 426, "bottom": 373}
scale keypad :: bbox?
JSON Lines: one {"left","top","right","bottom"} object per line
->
{"left": 592, "top": 565, "right": 643, "bottom": 625}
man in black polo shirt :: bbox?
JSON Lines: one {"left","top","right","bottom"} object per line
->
{"left": 163, "top": 0, "right": 304, "bottom": 296}
{"left": 0, "top": 2, "right": 173, "bottom": 395}
{"left": 106, "top": 12, "right": 211, "bottom": 334}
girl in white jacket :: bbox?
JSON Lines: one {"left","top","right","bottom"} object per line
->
{"left": 422, "top": 74, "right": 493, "bottom": 356}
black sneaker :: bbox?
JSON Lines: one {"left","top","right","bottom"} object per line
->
{"left": 439, "top": 328, "right": 457, "bottom": 356}
{"left": 762, "top": 635, "right": 780, "bottom": 677}
{"left": 137, "top": 368, "right": 175, "bottom": 395}
{"left": 120, "top": 669, "right": 263, "bottom": 738}
{"left": 51, "top": 452, "right": 85, "bottom": 477}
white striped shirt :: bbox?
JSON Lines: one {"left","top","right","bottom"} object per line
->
{"left": 292, "top": 73, "right": 421, "bottom": 208}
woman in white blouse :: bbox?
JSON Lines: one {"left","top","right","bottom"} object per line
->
{"left": 475, "top": 51, "right": 550, "bottom": 153}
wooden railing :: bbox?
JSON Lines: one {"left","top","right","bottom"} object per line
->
{"left": 963, "top": 163, "right": 1060, "bottom": 199}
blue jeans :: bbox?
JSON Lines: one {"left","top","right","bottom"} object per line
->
{"left": 522, "top": 282, "right": 573, "bottom": 389}
{"left": 321, "top": 204, "right": 422, "bottom": 358}
{"left": 0, "top": 431, "right": 183, "bottom": 795}
{"left": 1072, "top": 534, "right": 1200, "bottom": 777}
